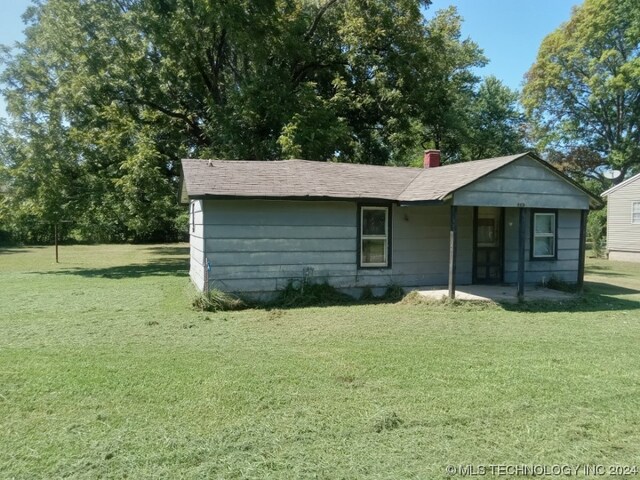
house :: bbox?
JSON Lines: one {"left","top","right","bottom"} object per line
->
{"left": 601, "top": 172, "right": 640, "bottom": 262}
{"left": 179, "top": 151, "right": 602, "bottom": 299}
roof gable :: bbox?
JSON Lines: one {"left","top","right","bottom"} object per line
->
{"left": 601, "top": 171, "right": 640, "bottom": 197}
{"left": 453, "top": 156, "right": 598, "bottom": 210}
{"left": 397, "top": 154, "right": 525, "bottom": 202}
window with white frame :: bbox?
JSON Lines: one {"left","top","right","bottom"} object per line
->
{"left": 532, "top": 211, "right": 556, "bottom": 258}
{"left": 191, "top": 202, "right": 195, "bottom": 232}
{"left": 360, "top": 206, "right": 389, "bottom": 267}
{"left": 632, "top": 202, "right": 640, "bottom": 224}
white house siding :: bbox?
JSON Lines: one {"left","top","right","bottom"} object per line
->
{"left": 606, "top": 176, "right": 640, "bottom": 261}
{"left": 503, "top": 208, "right": 582, "bottom": 284}
{"left": 192, "top": 199, "right": 472, "bottom": 297}
{"left": 189, "top": 200, "right": 206, "bottom": 290}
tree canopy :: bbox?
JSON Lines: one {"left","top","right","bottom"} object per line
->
{"left": 1, "top": 0, "right": 526, "bottom": 243}
{"left": 523, "top": 0, "right": 640, "bottom": 190}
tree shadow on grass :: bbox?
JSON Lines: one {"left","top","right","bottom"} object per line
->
{"left": 56, "top": 258, "right": 189, "bottom": 279}
{"left": 586, "top": 281, "right": 640, "bottom": 296}
{"left": 33, "top": 258, "right": 188, "bottom": 279}
{"left": 0, "top": 246, "right": 47, "bottom": 255}
{"left": 28, "top": 244, "right": 191, "bottom": 278}
{"left": 143, "top": 245, "right": 190, "bottom": 257}
{"left": 499, "top": 281, "right": 640, "bottom": 314}
{"left": 585, "top": 265, "right": 633, "bottom": 278}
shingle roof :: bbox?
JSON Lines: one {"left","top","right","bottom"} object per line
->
{"left": 181, "top": 159, "right": 422, "bottom": 201}
{"left": 398, "top": 154, "right": 524, "bottom": 202}
{"left": 179, "top": 152, "right": 549, "bottom": 203}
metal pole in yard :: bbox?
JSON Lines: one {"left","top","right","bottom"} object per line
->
{"left": 55, "top": 223, "right": 59, "bottom": 264}
{"left": 517, "top": 207, "right": 526, "bottom": 300}
{"left": 577, "top": 209, "right": 588, "bottom": 292}
{"left": 448, "top": 205, "right": 457, "bottom": 299}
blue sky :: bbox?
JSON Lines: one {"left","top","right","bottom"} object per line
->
{"left": 0, "top": 0, "right": 580, "bottom": 118}
{"left": 429, "top": 0, "right": 580, "bottom": 89}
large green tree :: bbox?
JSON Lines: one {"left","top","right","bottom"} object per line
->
{"left": 523, "top": 0, "right": 640, "bottom": 188}
{"left": 461, "top": 76, "right": 526, "bottom": 161}
{"left": 0, "top": 0, "right": 509, "bottom": 242}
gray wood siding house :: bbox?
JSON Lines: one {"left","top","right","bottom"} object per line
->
{"left": 602, "top": 172, "right": 640, "bottom": 262}
{"left": 180, "top": 152, "right": 601, "bottom": 299}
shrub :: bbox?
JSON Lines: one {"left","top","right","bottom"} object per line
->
{"left": 587, "top": 209, "right": 606, "bottom": 258}
{"left": 381, "top": 283, "right": 405, "bottom": 302}
{"left": 544, "top": 275, "right": 580, "bottom": 293}
{"left": 360, "top": 286, "right": 375, "bottom": 301}
{"left": 192, "top": 288, "right": 246, "bottom": 312}
{"left": 173, "top": 210, "right": 190, "bottom": 241}
{"left": 270, "top": 280, "right": 353, "bottom": 308}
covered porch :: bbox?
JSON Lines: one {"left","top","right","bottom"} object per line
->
{"left": 392, "top": 152, "right": 598, "bottom": 300}
{"left": 444, "top": 204, "right": 588, "bottom": 300}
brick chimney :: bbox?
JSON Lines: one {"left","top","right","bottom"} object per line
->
{"left": 423, "top": 149, "right": 441, "bottom": 168}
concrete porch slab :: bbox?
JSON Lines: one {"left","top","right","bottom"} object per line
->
{"left": 413, "top": 284, "right": 576, "bottom": 303}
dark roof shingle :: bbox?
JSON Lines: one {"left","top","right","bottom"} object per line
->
{"left": 398, "top": 154, "right": 524, "bottom": 202}
{"left": 180, "top": 153, "right": 529, "bottom": 203}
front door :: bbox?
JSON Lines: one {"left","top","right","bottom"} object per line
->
{"left": 473, "top": 207, "right": 504, "bottom": 284}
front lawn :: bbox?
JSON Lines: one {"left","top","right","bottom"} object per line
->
{"left": 1, "top": 245, "right": 640, "bottom": 478}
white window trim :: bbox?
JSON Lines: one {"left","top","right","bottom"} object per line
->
{"left": 632, "top": 201, "right": 640, "bottom": 224}
{"left": 533, "top": 212, "right": 556, "bottom": 258}
{"left": 360, "top": 206, "right": 389, "bottom": 268}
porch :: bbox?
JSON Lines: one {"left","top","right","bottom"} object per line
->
{"left": 444, "top": 204, "right": 587, "bottom": 300}
{"left": 413, "top": 284, "right": 576, "bottom": 303}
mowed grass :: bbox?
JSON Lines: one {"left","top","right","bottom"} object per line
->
{"left": 1, "top": 245, "right": 640, "bottom": 479}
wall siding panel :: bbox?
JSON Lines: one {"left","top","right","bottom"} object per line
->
{"left": 192, "top": 200, "right": 475, "bottom": 296}
{"left": 189, "top": 200, "right": 206, "bottom": 290}
{"left": 503, "top": 208, "right": 582, "bottom": 284}
{"left": 454, "top": 157, "right": 590, "bottom": 210}
{"left": 606, "top": 177, "right": 640, "bottom": 257}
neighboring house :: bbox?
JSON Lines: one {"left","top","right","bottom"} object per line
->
{"left": 601, "top": 172, "right": 640, "bottom": 262}
{"left": 179, "top": 151, "right": 602, "bottom": 299}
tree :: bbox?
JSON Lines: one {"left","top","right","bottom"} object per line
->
{"left": 522, "top": 0, "right": 640, "bottom": 189}
{"left": 413, "top": 6, "right": 487, "bottom": 163}
{"left": 0, "top": 113, "right": 81, "bottom": 243}
{"left": 462, "top": 76, "right": 526, "bottom": 160}
{"left": 0, "top": 0, "right": 494, "bottom": 241}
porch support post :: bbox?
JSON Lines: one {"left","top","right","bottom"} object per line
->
{"left": 577, "top": 209, "right": 588, "bottom": 292}
{"left": 517, "top": 207, "right": 526, "bottom": 300}
{"left": 448, "top": 205, "right": 458, "bottom": 299}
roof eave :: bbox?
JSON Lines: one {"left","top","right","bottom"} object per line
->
{"left": 601, "top": 171, "right": 640, "bottom": 197}
{"left": 397, "top": 199, "right": 445, "bottom": 206}
{"left": 525, "top": 153, "right": 604, "bottom": 210}
{"left": 186, "top": 194, "right": 401, "bottom": 203}
{"left": 425, "top": 152, "right": 530, "bottom": 201}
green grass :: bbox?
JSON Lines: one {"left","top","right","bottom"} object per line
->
{"left": 1, "top": 244, "right": 640, "bottom": 479}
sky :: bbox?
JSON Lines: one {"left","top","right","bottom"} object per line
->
{"left": 0, "top": 0, "right": 580, "bottom": 118}
{"left": 429, "top": 0, "right": 580, "bottom": 90}
{"left": 0, "top": 0, "right": 33, "bottom": 118}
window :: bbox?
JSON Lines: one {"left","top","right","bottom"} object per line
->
{"left": 477, "top": 217, "right": 498, "bottom": 247}
{"left": 360, "top": 206, "right": 390, "bottom": 267}
{"left": 633, "top": 202, "right": 640, "bottom": 224}
{"left": 191, "top": 202, "right": 195, "bottom": 232}
{"left": 532, "top": 211, "right": 556, "bottom": 259}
